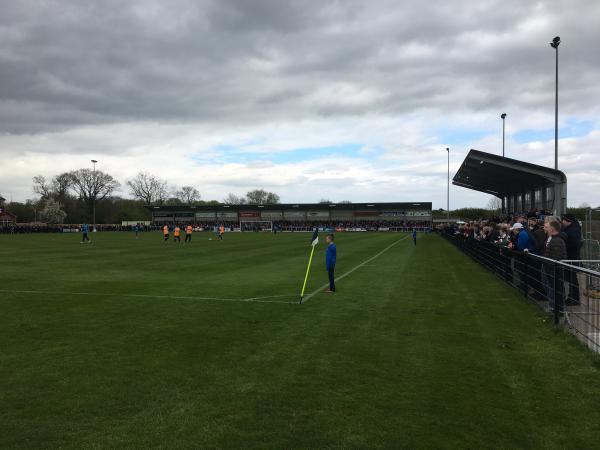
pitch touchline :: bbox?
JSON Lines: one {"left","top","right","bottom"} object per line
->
{"left": 0, "top": 289, "right": 297, "bottom": 305}
{"left": 301, "top": 235, "right": 410, "bottom": 304}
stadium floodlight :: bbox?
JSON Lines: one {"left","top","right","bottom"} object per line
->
{"left": 550, "top": 36, "right": 560, "bottom": 169}
{"left": 500, "top": 113, "right": 507, "bottom": 157}
{"left": 91, "top": 160, "right": 98, "bottom": 232}
{"left": 446, "top": 148, "right": 450, "bottom": 220}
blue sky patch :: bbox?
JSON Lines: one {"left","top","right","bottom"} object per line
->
{"left": 208, "top": 143, "right": 374, "bottom": 164}
{"left": 513, "top": 119, "right": 596, "bottom": 143}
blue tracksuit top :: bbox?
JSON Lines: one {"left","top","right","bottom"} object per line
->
{"left": 516, "top": 229, "right": 537, "bottom": 254}
{"left": 326, "top": 243, "right": 337, "bottom": 270}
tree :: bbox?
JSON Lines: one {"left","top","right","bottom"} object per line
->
{"left": 69, "top": 168, "right": 120, "bottom": 220}
{"left": 40, "top": 199, "right": 67, "bottom": 224}
{"left": 487, "top": 196, "right": 502, "bottom": 212}
{"left": 245, "top": 189, "right": 280, "bottom": 205}
{"left": 338, "top": 200, "right": 352, "bottom": 204}
{"left": 175, "top": 186, "right": 201, "bottom": 205}
{"left": 164, "top": 197, "right": 183, "bottom": 206}
{"left": 127, "top": 172, "right": 168, "bottom": 205}
{"left": 32, "top": 175, "right": 52, "bottom": 200}
{"left": 319, "top": 199, "right": 332, "bottom": 204}
{"left": 223, "top": 193, "right": 247, "bottom": 205}
{"left": 51, "top": 173, "right": 73, "bottom": 203}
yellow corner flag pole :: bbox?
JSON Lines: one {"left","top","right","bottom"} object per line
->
{"left": 299, "top": 245, "right": 316, "bottom": 304}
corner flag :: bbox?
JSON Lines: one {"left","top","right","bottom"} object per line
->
{"left": 300, "top": 229, "right": 319, "bottom": 303}
{"left": 310, "top": 228, "right": 319, "bottom": 247}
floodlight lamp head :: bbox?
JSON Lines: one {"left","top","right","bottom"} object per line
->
{"left": 550, "top": 36, "right": 561, "bottom": 48}
{"left": 500, "top": 113, "right": 507, "bottom": 119}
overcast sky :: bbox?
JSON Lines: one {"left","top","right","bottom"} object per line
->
{"left": 1, "top": 0, "right": 599, "bottom": 208}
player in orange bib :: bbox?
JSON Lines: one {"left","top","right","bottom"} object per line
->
{"left": 218, "top": 225, "right": 225, "bottom": 240}
{"left": 162, "top": 225, "right": 169, "bottom": 242}
{"left": 174, "top": 226, "right": 181, "bottom": 243}
{"left": 185, "top": 225, "right": 193, "bottom": 243}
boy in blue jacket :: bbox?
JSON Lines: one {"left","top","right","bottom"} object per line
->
{"left": 325, "top": 234, "right": 337, "bottom": 293}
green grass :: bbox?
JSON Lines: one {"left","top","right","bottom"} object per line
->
{"left": 1, "top": 231, "right": 600, "bottom": 449}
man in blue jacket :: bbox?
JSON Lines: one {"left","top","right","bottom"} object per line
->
{"left": 81, "top": 223, "right": 90, "bottom": 243}
{"left": 325, "top": 234, "right": 337, "bottom": 293}
{"left": 511, "top": 222, "right": 537, "bottom": 253}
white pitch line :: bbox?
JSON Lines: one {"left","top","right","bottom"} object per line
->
{"left": 0, "top": 289, "right": 296, "bottom": 305}
{"left": 301, "top": 235, "right": 410, "bottom": 304}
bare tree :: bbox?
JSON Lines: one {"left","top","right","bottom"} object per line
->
{"left": 175, "top": 186, "right": 201, "bottom": 205}
{"left": 32, "top": 175, "right": 52, "bottom": 199}
{"left": 223, "top": 193, "right": 247, "bottom": 205}
{"left": 319, "top": 199, "right": 332, "bottom": 204}
{"left": 52, "top": 173, "right": 73, "bottom": 203}
{"left": 487, "top": 196, "right": 502, "bottom": 212}
{"left": 69, "top": 168, "right": 120, "bottom": 217}
{"left": 164, "top": 197, "right": 183, "bottom": 206}
{"left": 127, "top": 172, "right": 168, "bottom": 204}
{"left": 245, "top": 189, "right": 280, "bottom": 205}
{"left": 338, "top": 200, "right": 352, "bottom": 204}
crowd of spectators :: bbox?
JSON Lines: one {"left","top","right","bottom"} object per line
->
{"left": 151, "top": 220, "right": 431, "bottom": 232}
{"left": 2, "top": 219, "right": 432, "bottom": 235}
{"left": 0, "top": 224, "right": 64, "bottom": 234}
{"left": 441, "top": 209, "right": 583, "bottom": 305}
{"left": 0, "top": 223, "right": 156, "bottom": 234}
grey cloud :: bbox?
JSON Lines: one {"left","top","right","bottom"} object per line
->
{"left": 1, "top": 0, "right": 599, "bottom": 133}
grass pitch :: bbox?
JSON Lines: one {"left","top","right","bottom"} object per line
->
{"left": 1, "top": 231, "right": 600, "bottom": 449}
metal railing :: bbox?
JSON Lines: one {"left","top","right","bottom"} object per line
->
{"left": 443, "top": 233, "right": 600, "bottom": 353}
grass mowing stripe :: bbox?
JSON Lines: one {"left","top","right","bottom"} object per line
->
{"left": 0, "top": 289, "right": 297, "bottom": 305}
{"left": 301, "top": 234, "right": 410, "bottom": 304}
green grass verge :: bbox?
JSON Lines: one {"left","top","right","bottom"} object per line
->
{"left": 1, "top": 231, "right": 599, "bottom": 449}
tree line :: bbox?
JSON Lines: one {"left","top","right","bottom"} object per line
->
{"left": 2, "top": 169, "right": 281, "bottom": 224}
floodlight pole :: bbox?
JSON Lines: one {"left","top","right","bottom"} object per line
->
{"left": 446, "top": 147, "right": 450, "bottom": 220}
{"left": 550, "top": 36, "right": 560, "bottom": 170}
{"left": 91, "top": 159, "right": 98, "bottom": 231}
{"left": 500, "top": 113, "right": 507, "bottom": 157}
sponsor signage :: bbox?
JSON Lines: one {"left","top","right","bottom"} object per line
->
{"left": 261, "top": 211, "right": 283, "bottom": 220}
{"left": 354, "top": 211, "right": 379, "bottom": 217}
{"left": 239, "top": 211, "right": 260, "bottom": 218}
{"left": 331, "top": 210, "right": 354, "bottom": 219}
{"left": 284, "top": 210, "right": 306, "bottom": 219}
{"left": 306, "top": 210, "right": 329, "bottom": 219}
{"left": 379, "top": 211, "right": 404, "bottom": 217}
{"left": 217, "top": 211, "right": 238, "bottom": 219}
{"left": 195, "top": 211, "right": 217, "bottom": 219}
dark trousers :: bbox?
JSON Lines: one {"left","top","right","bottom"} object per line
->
{"left": 565, "top": 267, "right": 580, "bottom": 302}
{"left": 185, "top": 234, "right": 191, "bottom": 242}
{"left": 328, "top": 267, "right": 336, "bottom": 291}
{"left": 82, "top": 232, "right": 89, "bottom": 241}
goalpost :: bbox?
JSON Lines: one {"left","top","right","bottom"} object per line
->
{"left": 240, "top": 221, "right": 273, "bottom": 232}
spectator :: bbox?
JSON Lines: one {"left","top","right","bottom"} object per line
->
{"left": 511, "top": 223, "right": 537, "bottom": 253}
{"left": 561, "top": 214, "right": 582, "bottom": 305}
{"left": 528, "top": 217, "right": 546, "bottom": 255}
{"left": 541, "top": 219, "right": 567, "bottom": 305}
